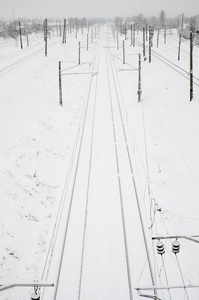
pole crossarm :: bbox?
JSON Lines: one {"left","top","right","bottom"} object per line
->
{"left": 61, "top": 72, "right": 98, "bottom": 76}
{"left": 152, "top": 235, "right": 199, "bottom": 244}
{"left": 61, "top": 62, "right": 92, "bottom": 73}
{"left": 136, "top": 283, "right": 199, "bottom": 291}
{"left": 0, "top": 282, "right": 54, "bottom": 292}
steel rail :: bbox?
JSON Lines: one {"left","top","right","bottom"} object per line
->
{"left": 0, "top": 40, "right": 47, "bottom": 63}
{"left": 77, "top": 38, "right": 101, "bottom": 300}
{"left": 138, "top": 41, "right": 199, "bottom": 88}
{"left": 107, "top": 42, "right": 157, "bottom": 297}
{"left": 0, "top": 39, "right": 61, "bottom": 77}
{"left": 40, "top": 58, "right": 94, "bottom": 286}
{"left": 52, "top": 39, "right": 101, "bottom": 300}
{"left": 105, "top": 38, "right": 134, "bottom": 300}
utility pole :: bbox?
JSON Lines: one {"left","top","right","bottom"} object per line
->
{"left": 149, "top": 26, "right": 152, "bottom": 63}
{"left": 87, "top": 33, "right": 89, "bottom": 51}
{"left": 138, "top": 54, "right": 142, "bottom": 102}
{"left": 75, "top": 18, "right": 78, "bottom": 38}
{"left": 78, "top": 41, "right": 81, "bottom": 65}
{"left": 123, "top": 40, "right": 125, "bottom": 64}
{"left": 133, "top": 23, "right": 135, "bottom": 47}
{"left": 116, "top": 32, "right": 119, "bottom": 49}
{"left": 181, "top": 13, "right": 184, "bottom": 33}
{"left": 81, "top": 19, "right": 84, "bottom": 35}
{"left": 143, "top": 27, "right": 145, "bottom": 58}
{"left": 178, "top": 33, "right": 181, "bottom": 60}
{"left": 59, "top": 61, "right": 63, "bottom": 106}
{"left": 91, "top": 29, "right": 93, "bottom": 43}
{"left": 146, "top": 23, "right": 148, "bottom": 41}
{"left": 44, "top": 19, "right": 47, "bottom": 57}
{"left": 124, "top": 23, "right": 127, "bottom": 40}
{"left": 190, "top": 31, "right": 193, "bottom": 101}
{"left": 164, "top": 24, "right": 166, "bottom": 44}
{"left": 19, "top": 21, "right": 23, "bottom": 49}
{"left": 157, "top": 28, "right": 159, "bottom": 48}
{"left": 26, "top": 33, "right": 29, "bottom": 47}
{"left": 59, "top": 22, "right": 62, "bottom": 37}
{"left": 62, "top": 19, "right": 66, "bottom": 44}
{"left": 130, "top": 24, "right": 133, "bottom": 46}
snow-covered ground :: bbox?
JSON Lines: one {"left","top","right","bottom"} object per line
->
{"left": 0, "top": 24, "right": 199, "bottom": 300}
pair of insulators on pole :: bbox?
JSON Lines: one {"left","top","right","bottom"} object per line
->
{"left": 156, "top": 240, "right": 180, "bottom": 255}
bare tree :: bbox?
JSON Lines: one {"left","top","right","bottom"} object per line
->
{"left": 159, "top": 10, "right": 166, "bottom": 28}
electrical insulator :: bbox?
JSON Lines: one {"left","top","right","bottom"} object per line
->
{"left": 31, "top": 290, "right": 40, "bottom": 300}
{"left": 172, "top": 240, "right": 180, "bottom": 254}
{"left": 156, "top": 241, "right": 165, "bottom": 255}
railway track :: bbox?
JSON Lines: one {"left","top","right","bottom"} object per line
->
{"left": 151, "top": 48, "right": 199, "bottom": 87}
{"left": 0, "top": 39, "right": 61, "bottom": 77}
{"left": 41, "top": 31, "right": 152, "bottom": 300}
{"left": 137, "top": 39, "right": 199, "bottom": 88}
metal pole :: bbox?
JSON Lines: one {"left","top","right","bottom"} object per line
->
{"left": 79, "top": 41, "right": 81, "bottom": 65}
{"left": 91, "top": 29, "right": 93, "bottom": 43}
{"left": 124, "top": 23, "right": 127, "bottom": 40}
{"left": 59, "top": 61, "right": 63, "bottom": 106}
{"left": 178, "top": 33, "right": 181, "bottom": 60}
{"left": 157, "top": 28, "right": 159, "bottom": 48}
{"left": 45, "top": 19, "right": 47, "bottom": 57}
{"left": 181, "top": 13, "right": 184, "bottom": 33}
{"left": 63, "top": 19, "right": 66, "bottom": 44}
{"left": 87, "top": 33, "right": 89, "bottom": 51}
{"left": 164, "top": 24, "right": 166, "bottom": 44}
{"left": 123, "top": 40, "right": 125, "bottom": 64}
{"left": 130, "top": 24, "right": 133, "bottom": 46}
{"left": 19, "top": 21, "right": 23, "bottom": 49}
{"left": 26, "top": 34, "right": 29, "bottom": 47}
{"left": 133, "top": 23, "right": 135, "bottom": 47}
{"left": 149, "top": 26, "right": 152, "bottom": 63}
{"left": 190, "top": 31, "right": 193, "bottom": 101}
{"left": 146, "top": 23, "right": 148, "bottom": 41}
{"left": 143, "top": 27, "right": 145, "bottom": 58}
{"left": 138, "top": 54, "right": 142, "bottom": 102}
{"left": 117, "top": 32, "right": 119, "bottom": 49}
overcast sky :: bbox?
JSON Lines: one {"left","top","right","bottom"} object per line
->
{"left": 0, "top": 0, "right": 198, "bottom": 20}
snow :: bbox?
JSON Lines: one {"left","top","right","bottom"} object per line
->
{"left": 0, "top": 25, "right": 199, "bottom": 300}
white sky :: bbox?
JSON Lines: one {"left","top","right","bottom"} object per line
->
{"left": 0, "top": 0, "right": 198, "bottom": 20}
